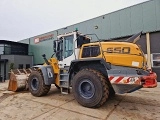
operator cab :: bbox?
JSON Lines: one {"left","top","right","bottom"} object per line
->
{"left": 53, "top": 31, "right": 90, "bottom": 68}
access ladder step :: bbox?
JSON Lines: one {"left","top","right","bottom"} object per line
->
{"left": 60, "top": 74, "right": 69, "bottom": 80}
{"left": 60, "top": 74, "right": 69, "bottom": 88}
{"left": 60, "top": 87, "right": 70, "bottom": 94}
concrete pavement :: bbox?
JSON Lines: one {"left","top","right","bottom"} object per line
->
{"left": 0, "top": 81, "right": 160, "bottom": 120}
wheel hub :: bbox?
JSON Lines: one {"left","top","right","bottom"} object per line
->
{"left": 79, "top": 79, "right": 95, "bottom": 99}
{"left": 31, "top": 77, "right": 39, "bottom": 91}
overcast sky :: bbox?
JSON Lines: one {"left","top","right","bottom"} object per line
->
{"left": 0, "top": 0, "right": 149, "bottom": 41}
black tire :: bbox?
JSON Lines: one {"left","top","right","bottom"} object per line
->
{"left": 28, "top": 71, "right": 51, "bottom": 97}
{"left": 109, "top": 86, "right": 115, "bottom": 97}
{"left": 72, "top": 69, "right": 109, "bottom": 108}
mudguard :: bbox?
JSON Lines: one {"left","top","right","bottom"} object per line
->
{"left": 33, "top": 65, "right": 55, "bottom": 85}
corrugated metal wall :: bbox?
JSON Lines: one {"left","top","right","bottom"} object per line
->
{"left": 19, "top": 0, "right": 160, "bottom": 64}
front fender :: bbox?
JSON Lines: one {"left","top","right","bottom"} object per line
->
{"left": 33, "top": 65, "right": 55, "bottom": 85}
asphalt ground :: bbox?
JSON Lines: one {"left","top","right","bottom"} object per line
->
{"left": 0, "top": 81, "right": 160, "bottom": 120}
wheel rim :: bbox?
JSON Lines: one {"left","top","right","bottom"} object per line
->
{"left": 79, "top": 79, "right": 95, "bottom": 99}
{"left": 31, "top": 77, "right": 39, "bottom": 91}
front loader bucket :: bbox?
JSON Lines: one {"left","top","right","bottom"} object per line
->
{"left": 8, "top": 69, "right": 32, "bottom": 92}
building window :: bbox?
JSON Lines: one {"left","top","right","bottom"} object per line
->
{"left": 26, "top": 64, "right": 30, "bottom": 69}
{"left": 18, "top": 64, "right": 23, "bottom": 69}
{"left": 151, "top": 53, "right": 160, "bottom": 67}
{"left": 0, "top": 45, "right": 4, "bottom": 54}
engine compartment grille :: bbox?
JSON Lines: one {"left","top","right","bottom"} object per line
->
{"left": 82, "top": 45, "right": 100, "bottom": 58}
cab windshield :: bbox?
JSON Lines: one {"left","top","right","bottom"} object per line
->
{"left": 64, "top": 35, "right": 74, "bottom": 58}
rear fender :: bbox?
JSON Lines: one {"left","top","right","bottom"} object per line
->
{"left": 33, "top": 65, "right": 55, "bottom": 85}
{"left": 69, "top": 58, "right": 111, "bottom": 76}
{"left": 69, "top": 58, "right": 112, "bottom": 87}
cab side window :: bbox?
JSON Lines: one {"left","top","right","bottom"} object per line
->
{"left": 64, "top": 35, "right": 73, "bottom": 58}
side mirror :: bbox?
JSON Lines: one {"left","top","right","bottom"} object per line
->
{"left": 53, "top": 48, "right": 56, "bottom": 53}
{"left": 53, "top": 41, "right": 57, "bottom": 52}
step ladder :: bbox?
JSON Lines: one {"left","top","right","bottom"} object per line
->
{"left": 59, "top": 73, "right": 70, "bottom": 94}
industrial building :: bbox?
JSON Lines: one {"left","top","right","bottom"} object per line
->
{"left": 0, "top": 40, "right": 33, "bottom": 81}
{"left": 0, "top": 0, "right": 160, "bottom": 81}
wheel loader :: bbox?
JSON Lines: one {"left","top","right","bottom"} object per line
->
{"left": 8, "top": 31, "right": 157, "bottom": 108}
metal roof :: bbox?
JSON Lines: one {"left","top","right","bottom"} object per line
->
{"left": 0, "top": 40, "right": 28, "bottom": 45}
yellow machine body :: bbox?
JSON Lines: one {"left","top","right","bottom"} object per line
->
{"left": 8, "top": 31, "right": 157, "bottom": 108}
{"left": 79, "top": 41, "right": 147, "bottom": 69}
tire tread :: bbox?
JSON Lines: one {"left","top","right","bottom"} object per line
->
{"left": 28, "top": 71, "right": 51, "bottom": 97}
{"left": 72, "top": 68, "right": 109, "bottom": 108}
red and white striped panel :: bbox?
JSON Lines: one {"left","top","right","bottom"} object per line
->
{"left": 109, "top": 76, "right": 141, "bottom": 84}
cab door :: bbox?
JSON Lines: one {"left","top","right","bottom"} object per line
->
{"left": 55, "top": 34, "right": 76, "bottom": 68}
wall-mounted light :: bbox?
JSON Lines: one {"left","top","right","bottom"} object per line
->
{"left": 94, "top": 25, "right": 98, "bottom": 29}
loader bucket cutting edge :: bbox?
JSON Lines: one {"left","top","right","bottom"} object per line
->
{"left": 8, "top": 69, "right": 32, "bottom": 92}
